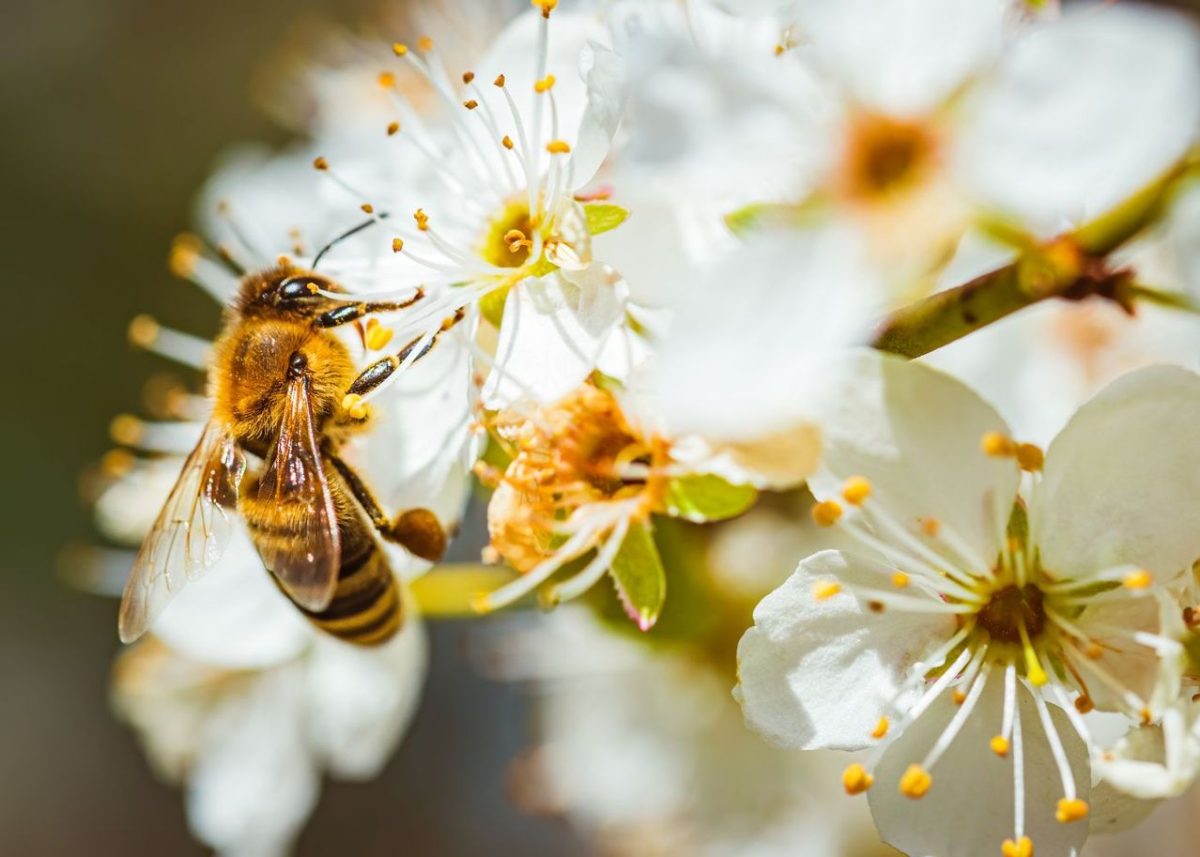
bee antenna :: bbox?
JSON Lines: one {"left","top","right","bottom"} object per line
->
{"left": 312, "top": 213, "right": 390, "bottom": 270}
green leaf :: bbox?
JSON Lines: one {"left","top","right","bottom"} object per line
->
{"left": 608, "top": 521, "right": 666, "bottom": 631}
{"left": 663, "top": 474, "right": 758, "bottom": 523}
{"left": 584, "top": 203, "right": 629, "bottom": 235}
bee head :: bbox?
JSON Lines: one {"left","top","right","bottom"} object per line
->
{"left": 238, "top": 267, "right": 341, "bottom": 316}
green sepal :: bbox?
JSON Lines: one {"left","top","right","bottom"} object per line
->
{"left": 608, "top": 521, "right": 667, "bottom": 631}
{"left": 584, "top": 203, "right": 629, "bottom": 235}
{"left": 663, "top": 474, "right": 758, "bottom": 523}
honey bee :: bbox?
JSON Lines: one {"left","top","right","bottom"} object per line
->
{"left": 119, "top": 264, "right": 461, "bottom": 646}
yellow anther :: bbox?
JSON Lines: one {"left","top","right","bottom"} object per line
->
{"left": 463, "top": 99, "right": 478, "bottom": 110}
{"left": 1084, "top": 642, "right": 1104, "bottom": 660}
{"left": 391, "top": 238, "right": 405, "bottom": 253}
{"left": 545, "top": 139, "right": 571, "bottom": 154}
{"left": 503, "top": 228, "right": 531, "bottom": 253}
{"left": 841, "top": 476, "right": 872, "bottom": 506}
{"left": 899, "top": 764, "right": 932, "bottom": 799}
{"left": 919, "top": 517, "right": 941, "bottom": 537}
{"left": 417, "top": 36, "right": 434, "bottom": 52}
{"left": 387, "top": 121, "right": 400, "bottom": 136}
{"left": 811, "top": 500, "right": 843, "bottom": 528}
{"left": 1074, "top": 695, "right": 1095, "bottom": 714}
{"left": 812, "top": 580, "right": 842, "bottom": 601}
{"left": 534, "top": 74, "right": 557, "bottom": 93}
{"left": 100, "top": 448, "right": 135, "bottom": 476}
{"left": 501, "top": 135, "right": 514, "bottom": 150}
{"left": 870, "top": 716, "right": 889, "bottom": 739}
{"left": 462, "top": 71, "right": 475, "bottom": 84}
{"left": 842, "top": 764, "right": 874, "bottom": 795}
{"left": 414, "top": 209, "right": 430, "bottom": 231}
{"left": 493, "top": 73, "right": 506, "bottom": 87}
{"left": 342, "top": 393, "right": 368, "bottom": 420}
{"left": 1140, "top": 707, "right": 1153, "bottom": 725}
{"left": 774, "top": 43, "right": 785, "bottom": 56}
{"left": 364, "top": 319, "right": 394, "bottom": 351}
{"left": 1055, "top": 798, "right": 1088, "bottom": 824}
{"left": 127, "top": 314, "right": 160, "bottom": 348}
{"left": 982, "top": 431, "right": 1015, "bottom": 458}
{"left": 1123, "top": 569, "right": 1153, "bottom": 590}
{"left": 952, "top": 689, "right": 967, "bottom": 705}
{"left": 167, "top": 233, "right": 201, "bottom": 278}
{"left": 378, "top": 71, "right": 396, "bottom": 89}
{"left": 312, "top": 156, "right": 329, "bottom": 171}
{"left": 1026, "top": 661, "right": 1048, "bottom": 687}
{"left": 392, "top": 42, "right": 408, "bottom": 56}
{"left": 532, "top": 0, "right": 558, "bottom": 17}
{"left": 1016, "top": 443, "right": 1044, "bottom": 472}
{"left": 109, "top": 414, "right": 144, "bottom": 446}
{"left": 361, "top": 203, "right": 374, "bottom": 214}
{"left": 1001, "top": 837, "right": 1034, "bottom": 857}
{"left": 891, "top": 571, "right": 910, "bottom": 589}
{"left": 990, "top": 735, "right": 1010, "bottom": 757}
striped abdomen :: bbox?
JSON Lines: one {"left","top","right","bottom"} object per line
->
{"left": 243, "top": 468, "right": 403, "bottom": 646}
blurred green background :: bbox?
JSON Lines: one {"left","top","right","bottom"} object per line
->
{"left": 0, "top": 0, "right": 580, "bottom": 852}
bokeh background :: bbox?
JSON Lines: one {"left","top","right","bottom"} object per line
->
{"left": 3, "top": 0, "right": 1200, "bottom": 854}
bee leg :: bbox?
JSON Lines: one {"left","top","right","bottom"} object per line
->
{"left": 313, "top": 288, "right": 426, "bottom": 329}
{"left": 345, "top": 308, "right": 466, "bottom": 397}
{"left": 325, "top": 452, "right": 447, "bottom": 561}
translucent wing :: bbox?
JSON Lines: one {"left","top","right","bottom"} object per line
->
{"left": 118, "top": 421, "right": 246, "bottom": 643}
{"left": 254, "top": 374, "right": 340, "bottom": 611}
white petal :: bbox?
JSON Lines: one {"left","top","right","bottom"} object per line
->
{"left": 869, "top": 678, "right": 1090, "bottom": 857}
{"left": 151, "top": 529, "right": 313, "bottom": 670}
{"left": 653, "top": 227, "right": 882, "bottom": 449}
{"left": 304, "top": 612, "right": 429, "bottom": 779}
{"left": 187, "top": 668, "right": 319, "bottom": 857}
{"left": 735, "top": 550, "right": 956, "bottom": 751}
{"left": 1085, "top": 776, "right": 1159, "bottom": 835}
{"left": 1093, "top": 701, "right": 1200, "bottom": 800}
{"left": 957, "top": 4, "right": 1200, "bottom": 235}
{"left": 570, "top": 42, "right": 625, "bottom": 188}
{"left": 800, "top": 0, "right": 1013, "bottom": 116}
{"left": 481, "top": 272, "right": 623, "bottom": 409}
{"left": 810, "top": 350, "right": 1019, "bottom": 565}
{"left": 1035, "top": 365, "right": 1200, "bottom": 581}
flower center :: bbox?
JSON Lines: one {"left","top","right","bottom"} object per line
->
{"left": 840, "top": 114, "right": 938, "bottom": 200}
{"left": 481, "top": 197, "right": 536, "bottom": 268}
{"left": 976, "top": 583, "right": 1047, "bottom": 644}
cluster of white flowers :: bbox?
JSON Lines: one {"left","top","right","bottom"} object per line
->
{"left": 87, "top": 0, "right": 1200, "bottom": 854}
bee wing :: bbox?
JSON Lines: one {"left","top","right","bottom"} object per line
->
{"left": 255, "top": 374, "right": 341, "bottom": 611}
{"left": 118, "top": 421, "right": 246, "bottom": 643}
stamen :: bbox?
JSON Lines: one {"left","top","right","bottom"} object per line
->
{"left": 891, "top": 571, "right": 910, "bottom": 588}
{"left": 871, "top": 716, "right": 890, "bottom": 739}
{"left": 1011, "top": 688, "right": 1027, "bottom": 842}
{"left": 543, "top": 514, "right": 631, "bottom": 604}
{"left": 982, "top": 431, "right": 1016, "bottom": 458}
{"left": 1016, "top": 443, "right": 1044, "bottom": 472}
{"left": 1017, "top": 618, "right": 1048, "bottom": 686}
{"left": 843, "top": 764, "right": 873, "bottom": 795}
{"left": 841, "top": 476, "right": 872, "bottom": 506}
{"left": 473, "top": 517, "right": 604, "bottom": 613}
{"left": 127, "top": 315, "right": 210, "bottom": 369}
{"left": 1055, "top": 798, "right": 1088, "bottom": 824}
{"left": 899, "top": 764, "right": 932, "bottom": 799}
{"left": 1001, "top": 837, "right": 1033, "bottom": 857}
{"left": 921, "top": 654, "right": 990, "bottom": 771}
{"left": 545, "top": 139, "right": 571, "bottom": 154}
{"left": 1029, "top": 688, "right": 1081, "bottom": 806}
{"left": 811, "top": 500, "right": 843, "bottom": 527}
{"left": 364, "top": 318, "right": 394, "bottom": 351}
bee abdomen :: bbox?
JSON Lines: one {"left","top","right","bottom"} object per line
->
{"left": 302, "top": 541, "right": 402, "bottom": 646}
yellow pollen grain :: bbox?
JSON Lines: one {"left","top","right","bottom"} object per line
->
{"left": 392, "top": 238, "right": 405, "bottom": 253}
{"left": 534, "top": 74, "right": 556, "bottom": 93}
{"left": 891, "top": 571, "right": 910, "bottom": 589}
{"left": 127, "top": 314, "right": 160, "bottom": 347}
{"left": 812, "top": 580, "right": 842, "bottom": 601}
{"left": 312, "top": 156, "right": 328, "bottom": 171}
{"left": 842, "top": 764, "right": 873, "bottom": 795}
{"left": 364, "top": 320, "right": 393, "bottom": 351}
{"left": 462, "top": 71, "right": 475, "bottom": 84}
{"left": 417, "top": 36, "right": 434, "bottom": 52}
{"left": 109, "top": 414, "right": 144, "bottom": 446}
{"left": 811, "top": 500, "right": 843, "bottom": 528}
{"left": 414, "top": 209, "right": 430, "bottom": 231}
{"left": 899, "top": 764, "right": 932, "bottom": 799}
{"left": 501, "top": 135, "right": 514, "bottom": 150}
{"left": 1123, "top": 569, "right": 1153, "bottom": 590}
{"left": 392, "top": 42, "right": 408, "bottom": 56}
{"left": 981, "top": 431, "right": 1015, "bottom": 458}
{"left": 341, "top": 394, "right": 368, "bottom": 420}
{"left": 361, "top": 203, "right": 374, "bottom": 214}
{"left": 1002, "top": 836, "right": 1034, "bottom": 857}
{"left": 1016, "top": 443, "right": 1044, "bottom": 472}
{"left": 919, "top": 517, "right": 941, "bottom": 537}
{"left": 841, "top": 475, "right": 872, "bottom": 506}
{"left": 463, "top": 99, "right": 478, "bottom": 110}
{"left": 990, "top": 735, "right": 1010, "bottom": 757}
{"left": 545, "top": 139, "right": 571, "bottom": 154}
{"left": 870, "top": 717, "right": 889, "bottom": 739}
{"left": 387, "top": 121, "right": 400, "bottom": 136}
{"left": 1055, "top": 798, "right": 1088, "bottom": 824}
{"left": 378, "top": 71, "right": 396, "bottom": 89}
